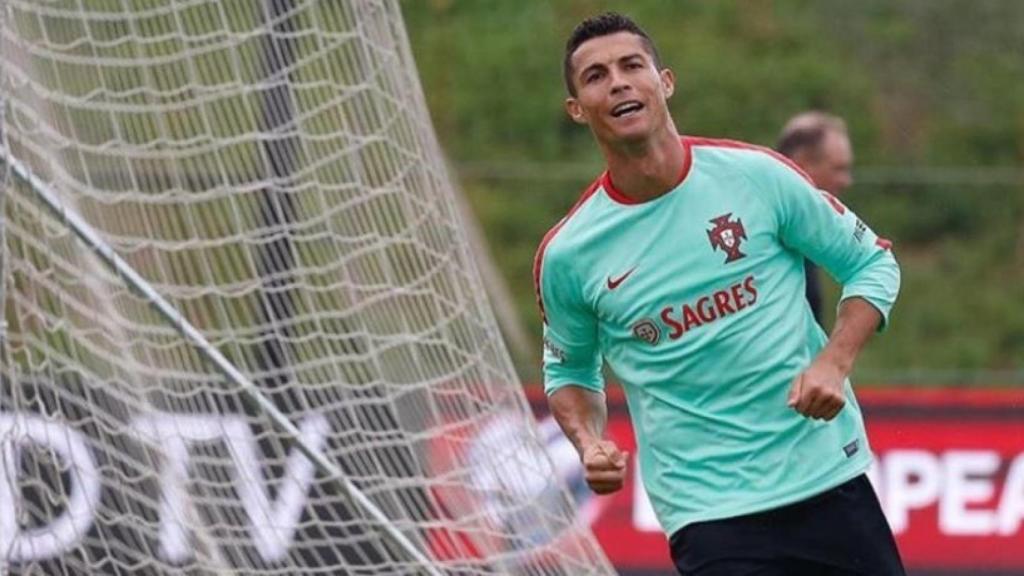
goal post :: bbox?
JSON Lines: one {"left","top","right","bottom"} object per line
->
{"left": 0, "top": 1, "right": 615, "bottom": 574}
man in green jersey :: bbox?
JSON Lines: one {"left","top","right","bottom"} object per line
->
{"left": 534, "top": 12, "right": 905, "bottom": 575}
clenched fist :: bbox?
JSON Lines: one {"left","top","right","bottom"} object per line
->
{"left": 581, "top": 439, "right": 628, "bottom": 495}
{"left": 787, "top": 357, "right": 847, "bottom": 421}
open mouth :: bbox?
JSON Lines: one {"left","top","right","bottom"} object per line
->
{"left": 611, "top": 101, "right": 644, "bottom": 118}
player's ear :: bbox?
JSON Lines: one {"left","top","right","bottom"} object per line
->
{"left": 565, "top": 97, "right": 588, "bottom": 125}
{"left": 660, "top": 68, "right": 676, "bottom": 99}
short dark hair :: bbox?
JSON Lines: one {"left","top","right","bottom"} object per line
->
{"left": 563, "top": 12, "right": 661, "bottom": 97}
{"left": 776, "top": 112, "right": 848, "bottom": 159}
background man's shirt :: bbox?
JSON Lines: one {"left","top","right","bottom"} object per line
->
{"left": 535, "top": 136, "right": 900, "bottom": 537}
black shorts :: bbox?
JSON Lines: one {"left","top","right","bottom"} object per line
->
{"left": 669, "top": 474, "right": 906, "bottom": 576}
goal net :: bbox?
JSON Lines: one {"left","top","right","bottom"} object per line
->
{"left": 0, "top": 1, "right": 614, "bottom": 574}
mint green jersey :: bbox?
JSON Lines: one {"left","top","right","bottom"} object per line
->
{"left": 535, "top": 136, "right": 900, "bottom": 537}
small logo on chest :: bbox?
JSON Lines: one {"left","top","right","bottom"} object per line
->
{"left": 631, "top": 319, "right": 661, "bottom": 346}
{"left": 607, "top": 267, "right": 636, "bottom": 290}
{"left": 707, "top": 213, "right": 747, "bottom": 263}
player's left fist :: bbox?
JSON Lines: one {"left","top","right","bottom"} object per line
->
{"left": 787, "top": 359, "right": 846, "bottom": 421}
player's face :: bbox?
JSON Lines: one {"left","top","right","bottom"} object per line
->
{"left": 565, "top": 32, "right": 674, "bottom": 145}
{"left": 800, "top": 131, "right": 854, "bottom": 195}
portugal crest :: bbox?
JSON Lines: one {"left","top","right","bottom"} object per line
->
{"left": 707, "top": 213, "right": 747, "bottom": 263}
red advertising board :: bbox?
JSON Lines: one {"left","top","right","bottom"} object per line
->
{"left": 527, "top": 387, "right": 1024, "bottom": 575}
{"left": 860, "top": 389, "right": 1024, "bottom": 574}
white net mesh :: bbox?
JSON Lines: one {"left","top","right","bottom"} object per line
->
{"left": 0, "top": 1, "right": 614, "bottom": 574}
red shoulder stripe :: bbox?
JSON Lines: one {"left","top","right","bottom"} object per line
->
{"left": 687, "top": 136, "right": 895, "bottom": 252}
{"left": 532, "top": 178, "right": 603, "bottom": 324}
{"left": 685, "top": 136, "right": 816, "bottom": 187}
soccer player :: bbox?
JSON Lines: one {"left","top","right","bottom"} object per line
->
{"left": 776, "top": 112, "right": 856, "bottom": 325}
{"left": 534, "top": 13, "right": 905, "bottom": 576}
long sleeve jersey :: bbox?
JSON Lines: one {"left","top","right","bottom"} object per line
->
{"left": 535, "top": 136, "right": 900, "bottom": 536}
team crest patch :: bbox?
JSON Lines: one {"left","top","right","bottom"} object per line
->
{"left": 707, "top": 213, "right": 747, "bottom": 263}
{"left": 631, "top": 319, "right": 661, "bottom": 346}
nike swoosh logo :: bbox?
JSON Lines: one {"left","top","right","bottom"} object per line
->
{"left": 607, "top": 267, "right": 636, "bottom": 290}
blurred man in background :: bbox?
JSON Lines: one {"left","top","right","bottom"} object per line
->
{"left": 776, "top": 112, "right": 855, "bottom": 325}
{"left": 536, "top": 12, "right": 903, "bottom": 575}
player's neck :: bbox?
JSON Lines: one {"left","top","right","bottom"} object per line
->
{"left": 602, "top": 125, "right": 686, "bottom": 203}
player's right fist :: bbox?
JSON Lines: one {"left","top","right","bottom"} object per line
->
{"left": 581, "top": 439, "right": 628, "bottom": 495}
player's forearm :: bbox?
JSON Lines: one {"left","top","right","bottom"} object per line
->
{"left": 548, "top": 386, "right": 608, "bottom": 456}
{"left": 820, "top": 297, "right": 882, "bottom": 375}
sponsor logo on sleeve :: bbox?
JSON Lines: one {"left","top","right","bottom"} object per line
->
{"left": 543, "top": 337, "right": 567, "bottom": 363}
{"left": 853, "top": 219, "right": 867, "bottom": 243}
